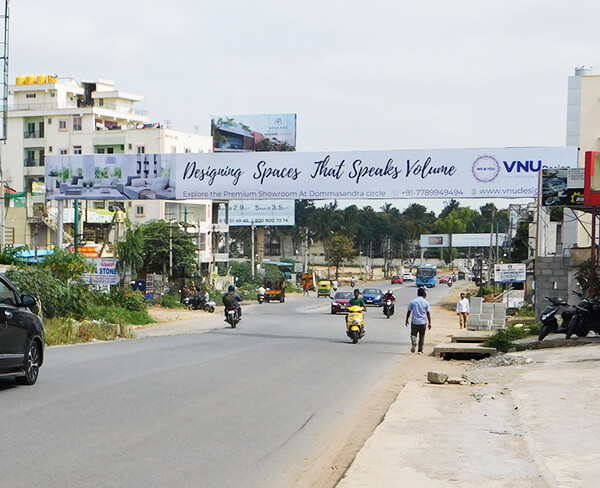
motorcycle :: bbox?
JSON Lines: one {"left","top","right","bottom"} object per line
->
{"left": 383, "top": 299, "right": 394, "bottom": 318}
{"left": 346, "top": 305, "right": 365, "bottom": 344}
{"left": 538, "top": 295, "right": 576, "bottom": 341}
{"left": 183, "top": 296, "right": 216, "bottom": 313}
{"left": 225, "top": 305, "right": 240, "bottom": 328}
{"left": 447, "top": 279, "right": 452, "bottom": 287}
{"left": 257, "top": 293, "right": 265, "bottom": 304}
{"left": 350, "top": 279, "right": 356, "bottom": 288}
{"left": 565, "top": 295, "right": 600, "bottom": 339}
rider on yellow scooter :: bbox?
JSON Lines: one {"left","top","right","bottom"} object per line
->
{"left": 347, "top": 289, "right": 367, "bottom": 342}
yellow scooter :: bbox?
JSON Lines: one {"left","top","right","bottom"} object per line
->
{"left": 346, "top": 305, "right": 366, "bottom": 344}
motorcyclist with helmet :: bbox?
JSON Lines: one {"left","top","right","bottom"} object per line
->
{"left": 222, "top": 284, "right": 243, "bottom": 321}
{"left": 383, "top": 289, "right": 396, "bottom": 315}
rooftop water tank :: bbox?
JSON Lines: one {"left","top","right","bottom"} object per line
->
{"left": 15, "top": 75, "right": 25, "bottom": 85}
{"left": 574, "top": 66, "right": 596, "bottom": 77}
{"left": 36, "top": 74, "right": 47, "bottom": 84}
{"left": 48, "top": 74, "right": 58, "bottom": 83}
{"left": 25, "top": 74, "right": 35, "bottom": 84}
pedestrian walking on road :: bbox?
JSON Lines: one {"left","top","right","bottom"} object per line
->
{"left": 405, "top": 287, "right": 431, "bottom": 354}
{"left": 303, "top": 280, "right": 310, "bottom": 296}
{"left": 456, "top": 292, "right": 470, "bottom": 329}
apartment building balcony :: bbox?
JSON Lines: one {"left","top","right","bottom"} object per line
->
{"left": 10, "top": 101, "right": 148, "bottom": 118}
{"left": 24, "top": 158, "right": 44, "bottom": 167}
{"left": 24, "top": 159, "right": 45, "bottom": 177}
{"left": 23, "top": 130, "right": 43, "bottom": 139}
{"left": 10, "top": 101, "right": 79, "bottom": 112}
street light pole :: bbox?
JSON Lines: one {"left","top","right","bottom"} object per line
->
{"left": 251, "top": 221, "right": 255, "bottom": 281}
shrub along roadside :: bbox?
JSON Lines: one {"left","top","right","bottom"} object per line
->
{"left": 483, "top": 322, "right": 541, "bottom": 353}
{"left": 43, "top": 317, "right": 138, "bottom": 346}
{"left": 5, "top": 265, "right": 155, "bottom": 346}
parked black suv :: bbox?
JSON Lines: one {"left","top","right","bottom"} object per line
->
{"left": 0, "top": 274, "right": 44, "bottom": 385}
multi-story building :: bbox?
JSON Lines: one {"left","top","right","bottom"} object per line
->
{"left": 532, "top": 66, "right": 600, "bottom": 316}
{"left": 2, "top": 74, "right": 223, "bottom": 269}
{"left": 561, "top": 67, "right": 600, "bottom": 252}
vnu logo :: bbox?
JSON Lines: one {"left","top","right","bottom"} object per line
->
{"left": 502, "top": 160, "right": 543, "bottom": 173}
{"left": 472, "top": 155, "right": 500, "bottom": 183}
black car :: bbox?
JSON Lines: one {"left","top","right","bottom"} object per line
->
{"left": 0, "top": 274, "right": 44, "bottom": 385}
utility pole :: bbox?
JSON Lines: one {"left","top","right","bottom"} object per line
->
{"left": 0, "top": 1, "right": 10, "bottom": 251}
{"left": 488, "top": 209, "right": 495, "bottom": 285}
{"left": 304, "top": 227, "right": 309, "bottom": 272}
{"left": 169, "top": 222, "right": 173, "bottom": 281}
{"left": 251, "top": 221, "right": 255, "bottom": 281}
{"left": 74, "top": 199, "right": 80, "bottom": 252}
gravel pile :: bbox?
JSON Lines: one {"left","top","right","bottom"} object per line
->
{"left": 472, "top": 353, "right": 534, "bottom": 368}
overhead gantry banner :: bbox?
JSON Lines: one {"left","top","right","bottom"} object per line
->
{"left": 46, "top": 146, "right": 577, "bottom": 201}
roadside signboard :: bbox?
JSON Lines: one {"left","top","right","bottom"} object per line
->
{"left": 494, "top": 263, "right": 526, "bottom": 283}
{"left": 82, "top": 258, "right": 119, "bottom": 285}
{"left": 541, "top": 168, "right": 585, "bottom": 207}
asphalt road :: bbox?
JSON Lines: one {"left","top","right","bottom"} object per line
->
{"left": 0, "top": 280, "right": 456, "bottom": 488}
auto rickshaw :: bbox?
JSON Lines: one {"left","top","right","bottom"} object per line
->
{"left": 317, "top": 280, "right": 332, "bottom": 297}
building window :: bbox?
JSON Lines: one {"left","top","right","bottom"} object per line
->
{"left": 59, "top": 149, "right": 68, "bottom": 155}
{"left": 97, "top": 148, "right": 105, "bottom": 154}
{"left": 51, "top": 92, "right": 56, "bottom": 98}
{"left": 199, "top": 234, "right": 206, "bottom": 251}
{"left": 73, "top": 145, "right": 82, "bottom": 154}
{"left": 26, "top": 93, "right": 36, "bottom": 99}
{"left": 107, "top": 147, "right": 114, "bottom": 154}
{"left": 98, "top": 99, "right": 104, "bottom": 107}
{"left": 135, "top": 205, "right": 145, "bottom": 217}
{"left": 136, "top": 146, "right": 145, "bottom": 154}
{"left": 48, "top": 146, "right": 53, "bottom": 153}
{"left": 47, "top": 118, "right": 52, "bottom": 125}
{"left": 73, "top": 116, "right": 82, "bottom": 131}
{"left": 59, "top": 120, "right": 67, "bottom": 130}
{"left": 26, "top": 150, "right": 35, "bottom": 166}
{"left": 184, "top": 148, "right": 191, "bottom": 153}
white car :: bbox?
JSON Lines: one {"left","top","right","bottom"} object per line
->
{"left": 402, "top": 273, "right": 415, "bottom": 282}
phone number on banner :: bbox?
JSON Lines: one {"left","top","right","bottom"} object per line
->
{"left": 229, "top": 217, "right": 293, "bottom": 225}
{"left": 396, "top": 189, "right": 465, "bottom": 197}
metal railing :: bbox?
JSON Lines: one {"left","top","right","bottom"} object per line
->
{"left": 24, "top": 158, "right": 43, "bottom": 167}
{"left": 11, "top": 101, "right": 148, "bottom": 116}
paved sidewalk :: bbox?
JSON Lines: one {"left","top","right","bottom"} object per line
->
{"left": 337, "top": 299, "right": 600, "bottom": 487}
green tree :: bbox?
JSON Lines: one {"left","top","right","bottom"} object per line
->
{"left": 138, "top": 220, "right": 197, "bottom": 279}
{"left": 39, "top": 247, "right": 93, "bottom": 284}
{"left": 324, "top": 234, "right": 356, "bottom": 280}
{"left": 402, "top": 203, "right": 436, "bottom": 241}
{"left": 434, "top": 207, "right": 474, "bottom": 265}
{"left": 0, "top": 246, "right": 29, "bottom": 265}
{"left": 116, "top": 217, "right": 145, "bottom": 280}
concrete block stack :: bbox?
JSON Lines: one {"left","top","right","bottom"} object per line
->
{"left": 466, "top": 297, "right": 506, "bottom": 331}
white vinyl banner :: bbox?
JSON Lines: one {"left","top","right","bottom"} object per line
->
{"left": 46, "top": 146, "right": 578, "bottom": 201}
{"left": 177, "top": 147, "right": 577, "bottom": 200}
